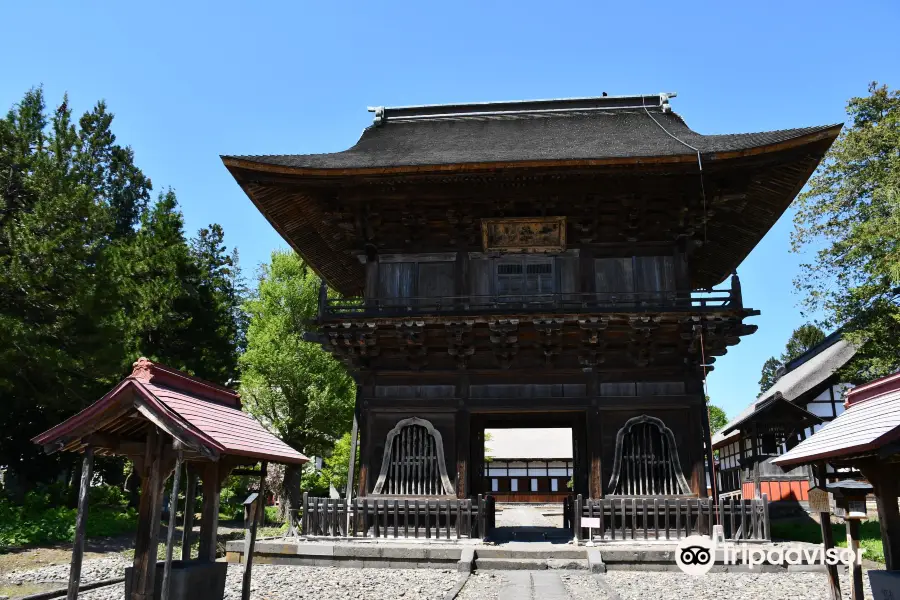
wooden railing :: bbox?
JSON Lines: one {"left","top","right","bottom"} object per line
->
{"left": 572, "top": 495, "right": 770, "bottom": 542}
{"left": 301, "top": 493, "right": 495, "bottom": 539}
{"left": 321, "top": 289, "right": 737, "bottom": 320}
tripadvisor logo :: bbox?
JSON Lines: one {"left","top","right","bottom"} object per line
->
{"left": 674, "top": 535, "right": 866, "bottom": 576}
{"left": 675, "top": 536, "right": 716, "bottom": 576}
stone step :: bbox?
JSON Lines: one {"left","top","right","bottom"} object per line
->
{"left": 474, "top": 557, "right": 589, "bottom": 571}
{"left": 475, "top": 557, "right": 549, "bottom": 570}
{"left": 476, "top": 548, "right": 586, "bottom": 560}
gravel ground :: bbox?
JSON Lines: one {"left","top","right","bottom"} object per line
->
{"left": 77, "top": 564, "right": 459, "bottom": 600}
{"left": 559, "top": 572, "right": 611, "bottom": 599}
{"left": 3, "top": 556, "right": 130, "bottom": 585}
{"left": 603, "top": 570, "right": 875, "bottom": 600}
{"left": 456, "top": 572, "right": 500, "bottom": 600}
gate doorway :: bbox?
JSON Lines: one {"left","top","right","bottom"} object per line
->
{"left": 470, "top": 412, "right": 586, "bottom": 541}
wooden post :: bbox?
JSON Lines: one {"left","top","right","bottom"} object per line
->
{"left": 750, "top": 424, "right": 761, "bottom": 499}
{"left": 814, "top": 463, "right": 841, "bottom": 600}
{"left": 456, "top": 408, "right": 470, "bottom": 499}
{"left": 588, "top": 409, "right": 602, "bottom": 499}
{"left": 161, "top": 450, "right": 183, "bottom": 600}
{"left": 860, "top": 462, "right": 900, "bottom": 571}
{"left": 357, "top": 409, "right": 369, "bottom": 497}
{"left": 241, "top": 461, "right": 267, "bottom": 600}
{"left": 180, "top": 470, "right": 197, "bottom": 561}
{"left": 345, "top": 412, "right": 359, "bottom": 500}
{"left": 131, "top": 428, "right": 166, "bottom": 600}
{"left": 67, "top": 446, "right": 94, "bottom": 600}
{"left": 197, "top": 461, "right": 221, "bottom": 562}
{"left": 700, "top": 401, "right": 716, "bottom": 502}
{"left": 846, "top": 519, "right": 864, "bottom": 600}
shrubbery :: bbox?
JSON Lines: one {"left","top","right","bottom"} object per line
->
{"left": 0, "top": 485, "right": 138, "bottom": 548}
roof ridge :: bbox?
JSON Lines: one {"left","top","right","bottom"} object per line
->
{"left": 369, "top": 93, "right": 677, "bottom": 125}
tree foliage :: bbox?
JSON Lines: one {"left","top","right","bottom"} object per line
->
{"left": 0, "top": 88, "right": 244, "bottom": 489}
{"left": 239, "top": 250, "right": 355, "bottom": 511}
{"left": 792, "top": 82, "right": 900, "bottom": 380}
{"left": 708, "top": 404, "right": 728, "bottom": 434}
{"left": 758, "top": 324, "right": 826, "bottom": 392}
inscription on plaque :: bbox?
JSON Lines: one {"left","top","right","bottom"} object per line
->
{"left": 481, "top": 217, "right": 566, "bottom": 253}
{"left": 807, "top": 487, "right": 831, "bottom": 513}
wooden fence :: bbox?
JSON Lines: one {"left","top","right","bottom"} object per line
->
{"left": 301, "top": 493, "right": 494, "bottom": 539}
{"left": 571, "top": 495, "right": 770, "bottom": 541}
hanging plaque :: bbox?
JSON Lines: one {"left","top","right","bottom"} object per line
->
{"left": 807, "top": 487, "right": 831, "bottom": 513}
{"left": 481, "top": 217, "right": 566, "bottom": 253}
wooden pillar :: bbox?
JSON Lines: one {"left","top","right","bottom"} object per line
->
{"left": 751, "top": 424, "right": 761, "bottom": 499}
{"left": 161, "top": 451, "right": 183, "bottom": 600}
{"left": 180, "top": 470, "right": 197, "bottom": 561}
{"left": 579, "top": 247, "right": 594, "bottom": 294}
{"left": 364, "top": 253, "right": 379, "bottom": 302}
{"left": 814, "top": 463, "right": 842, "bottom": 600}
{"left": 67, "top": 446, "right": 94, "bottom": 600}
{"left": 845, "top": 519, "right": 864, "bottom": 600}
{"left": 197, "top": 461, "right": 221, "bottom": 562}
{"left": 860, "top": 462, "right": 900, "bottom": 571}
{"left": 241, "top": 462, "right": 267, "bottom": 600}
{"left": 131, "top": 428, "right": 166, "bottom": 600}
{"left": 587, "top": 408, "right": 602, "bottom": 499}
{"left": 345, "top": 411, "right": 360, "bottom": 500}
{"left": 456, "top": 408, "right": 471, "bottom": 499}
{"left": 700, "top": 403, "right": 715, "bottom": 501}
{"left": 357, "top": 408, "right": 370, "bottom": 497}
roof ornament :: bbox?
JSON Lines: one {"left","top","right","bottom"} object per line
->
{"left": 368, "top": 106, "right": 385, "bottom": 126}
{"left": 131, "top": 357, "right": 153, "bottom": 381}
{"left": 659, "top": 92, "right": 677, "bottom": 113}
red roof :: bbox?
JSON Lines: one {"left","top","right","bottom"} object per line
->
{"left": 33, "top": 358, "right": 308, "bottom": 465}
{"left": 773, "top": 370, "right": 900, "bottom": 467}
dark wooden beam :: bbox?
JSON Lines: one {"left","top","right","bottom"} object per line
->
{"left": 814, "top": 463, "right": 842, "bottom": 600}
{"left": 130, "top": 428, "right": 165, "bottom": 600}
{"left": 241, "top": 461, "right": 268, "bottom": 600}
{"left": 66, "top": 446, "right": 93, "bottom": 600}
{"left": 197, "top": 461, "right": 221, "bottom": 562}
{"left": 859, "top": 461, "right": 900, "bottom": 571}
{"left": 180, "top": 469, "right": 197, "bottom": 561}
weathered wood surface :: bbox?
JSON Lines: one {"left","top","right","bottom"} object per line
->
{"left": 180, "top": 471, "right": 197, "bottom": 561}
{"left": 241, "top": 462, "right": 267, "bottom": 600}
{"left": 161, "top": 452, "right": 183, "bottom": 600}
{"left": 67, "top": 446, "right": 94, "bottom": 600}
{"left": 131, "top": 428, "right": 165, "bottom": 600}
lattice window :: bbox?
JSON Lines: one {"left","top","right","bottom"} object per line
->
{"left": 372, "top": 417, "right": 455, "bottom": 496}
{"left": 496, "top": 258, "right": 554, "bottom": 296}
{"left": 608, "top": 415, "right": 691, "bottom": 496}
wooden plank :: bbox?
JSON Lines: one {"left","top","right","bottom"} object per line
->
{"left": 631, "top": 498, "right": 637, "bottom": 539}
{"left": 362, "top": 498, "right": 369, "bottom": 537}
{"left": 456, "top": 501, "right": 461, "bottom": 540}
{"left": 620, "top": 498, "right": 626, "bottom": 540}
{"left": 132, "top": 429, "right": 165, "bottom": 600}
{"left": 345, "top": 413, "right": 359, "bottom": 500}
{"left": 66, "top": 447, "right": 94, "bottom": 600}
{"left": 424, "top": 500, "right": 430, "bottom": 539}
{"left": 653, "top": 498, "right": 659, "bottom": 540}
{"left": 394, "top": 500, "right": 399, "bottom": 538}
{"left": 161, "top": 452, "right": 183, "bottom": 600}
{"left": 674, "top": 499, "right": 681, "bottom": 539}
{"left": 241, "top": 461, "right": 267, "bottom": 600}
{"left": 180, "top": 471, "right": 197, "bottom": 560}
{"left": 198, "top": 460, "right": 221, "bottom": 562}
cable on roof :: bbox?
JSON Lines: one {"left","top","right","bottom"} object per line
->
{"left": 641, "top": 96, "right": 709, "bottom": 245}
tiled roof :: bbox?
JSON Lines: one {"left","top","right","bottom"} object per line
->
{"left": 33, "top": 358, "right": 308, "bottom": 465}
{"left": 773, "top": 380, "right": 900, "bottom": 467}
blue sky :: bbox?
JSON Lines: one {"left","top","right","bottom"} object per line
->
{"left": 2, "top": 0, "right": 898, "bottom": 419}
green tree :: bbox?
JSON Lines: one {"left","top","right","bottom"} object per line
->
{"left": 0, "top": 88, "right": 244, "bottom": 490}
{"left": 792, "top": 82, "right": 900, "bottom": 380}
{"left": 758, "top": 324, "right": 826, "bottom": 392}
{"left": 239, "top": 250, "right": 355, "bottom": 514}
{"left": 708, "top": 404, "right": 728, "bottom": 434}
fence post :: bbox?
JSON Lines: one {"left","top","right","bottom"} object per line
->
{"left": 477, "top": 494, "right": 484, "bottom": 539}
{"left": 762, "top": 494, "right": 770, "bottom": 541}
{"left": 574, "top": 495, "right": 582, "bottom": 542}
{"left": 301, "top": 492, "right": 308, "bottom": 536}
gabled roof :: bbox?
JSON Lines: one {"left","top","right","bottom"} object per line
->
{"left": 224, "top": 94, "right": 840, "bottom": 172}
{"left": 774, "top": 371, "right": 900, "bottom": 467}
{"left": 712, "top": 331, "right": 858, "bottom": 447}
{"left": 33, "top": 358, "right": 308, "bottom": 465}
{"left": 720, "top": 392, "right": 822, "bottom": 436}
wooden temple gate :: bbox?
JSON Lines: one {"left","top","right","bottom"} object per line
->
{"left": 224, "top": 93, "right": 839, "bottom": 542}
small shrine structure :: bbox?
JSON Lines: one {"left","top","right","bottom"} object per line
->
{"left": 32, "top": 358, "right": 308, "bottom": 600}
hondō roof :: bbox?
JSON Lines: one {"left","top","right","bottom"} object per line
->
{"left": 773, "top": 371, "right": 900, "bottom": 467}
{"left": 223, "top": 94, "right": 839, "bottom": 171}
{"left": 33, "top": 358, "right": 308, "bottom": 465}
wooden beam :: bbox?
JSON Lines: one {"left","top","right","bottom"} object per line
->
{"left": 814, "top": 463, "right": 842, "bottom": 600}
{"left": 131, "top": 428, "right": 166, "bottom": 600}
{"left": 860, "top": 461, "right": 900, "bottom": 571}
{"left": 241, "top": 462, "right": 267, "bottom": 600}
{"left": 66, "top": 446, "right": 94, "bottom": 600}
{"left": 456, "top": 409, "right": 470, "bottom": 499}
{"left": 197, "top": 461, "right": 221, "bottom": 562}
{"left": 161, "top": 451, "right": 183, "bottom": 600}
{"left": 180, "top": 470, "right": 197, "bottom": 561}
{"left": 588, "top": 408, "right": 603, "bottom": 499}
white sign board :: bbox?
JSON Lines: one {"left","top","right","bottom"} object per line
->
{"left": 582, "top": 517, "right": 601, "bottom": 528}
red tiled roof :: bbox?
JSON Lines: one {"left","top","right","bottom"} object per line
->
{"left": 773, "top": 373, "right": 900, "bottom": 467}
{"left": 33, "top": 358, "right": 308, "bottom": 465}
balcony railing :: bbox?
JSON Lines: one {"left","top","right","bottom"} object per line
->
{"left": 320, "top": 288, "right": 739, "bottom": 320}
